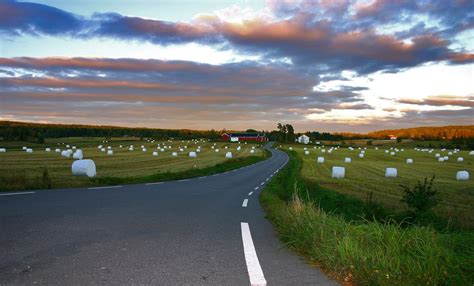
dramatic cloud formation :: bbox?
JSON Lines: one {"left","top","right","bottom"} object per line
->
{"left": 0, "top": 0, "right": 472, "bottom": 131}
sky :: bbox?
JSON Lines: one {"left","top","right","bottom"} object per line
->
{"left": 0, "top": 0, "right": 473, "bottom": 132}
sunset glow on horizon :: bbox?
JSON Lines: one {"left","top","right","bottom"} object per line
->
{"left": 1, "top": 0, "right": 473, "bottom": 132}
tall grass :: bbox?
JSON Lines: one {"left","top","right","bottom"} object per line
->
{"left": 260, "top": 151, "right": 474, "bottom": 285}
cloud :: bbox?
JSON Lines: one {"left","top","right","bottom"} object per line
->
{"left": 397, "top": 95, "right": 474, "bottom": 107}
{"left": 0, "top": 0, "right": 472, "bottom": 75}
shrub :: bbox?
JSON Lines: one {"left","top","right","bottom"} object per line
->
{"left": 400, "top": 176, "right": 440, "bottom": 216}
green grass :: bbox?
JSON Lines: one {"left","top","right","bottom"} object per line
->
{"left": 260, "top": 150, "right": 474, "bottom": 285}
{"left": 277, "top": 143, "right": 474, "bottom": 228}
{"left": 0, "top": 137, "right": 266, "bottom": 191}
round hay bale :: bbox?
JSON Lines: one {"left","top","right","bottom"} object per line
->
{"left": 406, "top": 158, "right": 413, "bottom": 164}
{"left": 469, "top": 151, "right": 474, "bottom": 155}
{"left": 22, "top": 146, "right": 27, "bottom": 150}
{"left": 250, "top": 150, "right": 255, "bottom": 154}
{"left": 385, "top": 168, "right": 397, "bottom": 178}
{"left": 0, "top": 148, "right": 6, "bottom": 152}
{"left": 438, "top": 157, "right": 445, "bottom": 162}
{"left": 456, "top": 171, "right": 469, "bottom": 181}
{"left": 332, "top": 166, "right": 345, "bottom": 179}
{"left": 344, "top": 157, "right": 351, "bottom": 163}
{"left": 172, "top": 152, "right": 178, "bottom": 156}
{"left": 73, "top": 150, "right": 83, "bottom": 160}
{"left": 225, "top": 152, "right": 233, "bottom": 158}
{"left": 189, "top": 151, "right": 197, "bottom": 158}
{"left": 304, "top": 150, "right": 309, "bottom": 155}
{"left": 107, "top": 150, "right": 113, "bottom": 155}
{"left": 71, "top": 159, "right": 96, "bottom": 177}
{"left": 457, "top": 157, "right": 464, "bottom": 162}
{"left": 317, "top": 157, "right": 324, "bottom": 163}
{"left": 45, "top": 148, "right": 51, "bottom": 152}
{"left": 26, "top": 148, "right": 33, "bottom": 153}
{"left": 359, "top": 153, "right": 364, "bottom": 158}
{"left": 152, "top": 151, "right": 158, "bottom": 156}
{"left": 55, "top": 148, "right": 61, "bottom": 153}
{"left": 61, "top": 150, "right": 72, "bottom": 157}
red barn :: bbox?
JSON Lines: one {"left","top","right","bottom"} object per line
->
{"left": 221, "top": 133, "right": 268, "bottom": 142}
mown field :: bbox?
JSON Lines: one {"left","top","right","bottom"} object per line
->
{"left": 0, "top": 137, "right": 264, "bottom": 191}
{"left": 278, "top": 143, "right": 474, "bottom": 226}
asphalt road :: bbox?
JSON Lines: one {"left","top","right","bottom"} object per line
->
{"left": 0, "top": 144, "right": 336, "bottom": 285}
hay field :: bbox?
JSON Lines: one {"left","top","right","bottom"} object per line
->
{"left": 0, "top": 137, "right": 263, "bottom": 190}
{"left": 279, "top": 143, "right": 474, "bottom": 224}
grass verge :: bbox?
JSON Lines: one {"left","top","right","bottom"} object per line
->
{"left": 260, "top": 150, "right": 474, "bottom": 285}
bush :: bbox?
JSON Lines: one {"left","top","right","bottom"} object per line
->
{"left": 400, "top": 176, "right": 440, "bottom": 216}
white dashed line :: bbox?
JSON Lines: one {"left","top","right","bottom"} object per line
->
{"left": 248, "top": 191, "right": 253, "bottom": 196}
{"left": 241, "top": 222, "right": 267, "bottom": 286}
{"left": 242, "top": 199, "right": 248, "bottom": 207}
{"left": 88, "top": 186, "right": 123, "bottom": 190}
{"left": 254, "top": 187, "right": 259, "bottom": 191}
{"left": 260, "top": 182, "right": 264, "bottom": 186}
{"left": 0, "top": 192, "right": 35, "bottom": 196}
{"left": 265, "top": 178, "right": 269, "bottom": 182}
{"left": 145, "top": 182, "right": 163, "bottom": 185}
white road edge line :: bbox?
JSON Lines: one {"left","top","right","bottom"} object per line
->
{"left": 241, "top": 222, "right": 267, "bottom": 286}
{"left": 248, "top": 191, "right": 253, "bottom": 196}
{"left": 242, "top": 199, "right": 248, "bottom": 207}
{"left": 145, "top": 182, "right": 163, "bottom": 185}
{"left": 178, "top": 179, "right": 189, "bottom": 182}
{"left": 0, "top": 192, "right": 35, "bottom": 196}
{"left": 198, "top": 176, "right": 206, "bottom": 179}
{"left": 88, "top": 186, "right": 123, "bottom": 190}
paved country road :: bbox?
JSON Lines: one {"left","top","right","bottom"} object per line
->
{"left": 0, "top": 144, "right": 336, "bottom": 286}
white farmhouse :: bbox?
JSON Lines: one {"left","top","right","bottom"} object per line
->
{"left": 297, "top": 135, "right": 310, "bottom": 144}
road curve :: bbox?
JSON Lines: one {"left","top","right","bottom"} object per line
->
{"left": 0, "top": 144, "right": 336, "bottom": 285}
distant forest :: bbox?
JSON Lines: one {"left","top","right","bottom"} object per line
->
{"left": 0, "top": 121, "right": 223, "bottom": 143}
{"left": 0, "top": 121, "right": 473, "bottom": 145}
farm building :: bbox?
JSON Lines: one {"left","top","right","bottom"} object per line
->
{"left": 297, "top": 135, "right": 310, "bottom": 144}
{"left": 221, "top": 133, "right": 268, "bottom": 142}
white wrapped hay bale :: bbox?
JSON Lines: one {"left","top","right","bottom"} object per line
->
{"left": 100, "top": 148, "right": 106, "bottom": 152}
{"left": 119, "top": 145, "right": 123, "bottom": 148}
{"left": 304, "top": 150, "right": 309, "bottom": 155}
{"left": 0, "top": 148, "right": 6, "bottom": 152}
{"left": 71, "top": 159, "right": 96, "bottom": 178}
{"left": 390, "top": 152, "right": 395, "bottom": 156}
{"left": 406, "top": 158, "right": 413, "bottom": 164}
{"left": 22, "top": 146, "right": 27, "bottom": 150}
{"left": 172, "top": 152, "right": 178, "bottom": 156}
{"left": 108, "top": 146, "right": 112, "bottom": 150}
{"left": 317, "top": 157, "right": 324, "bottom": 163}
{"left": 55, "top": 148, "right": 61, "bottom": 153}
{"left": 456, "top": 171, "right": 469, "bottom": 181}
{"left": 443, "top": 156, "right": 449, "bottom": 161}
{"left": 26, "top": 148, "right": 33, "bottom": 153}
{"left": 289, "top": 147, "right": 293, "bottom": 150}
{"left": 160, "top": 148, "right": 165, "bottom": 152}
{"left": 448, "top": 152, "right": 453, "bottom": 155}
{"left": 215, "top": 149, "right": 220, "bottom": 152}
{"left": 142, "top": 148, "right": 147, "bottom": 152}
{"left": 332, "top": 166, "right": 345, "bottom": 179}
{"left": 457, "top": 157, "right": 464, "bottom": 162}
{"left": 152, "top": 151, "right": 158, "bottom": 156}
{"left": 189, "top": 151, "right": 197, "bottom": 158}
{"left": 107, "top": 150, "right": 113, "bottom": 155}
{"left": 435, "top": 153, "right": 440, "bottom": 158}
{"left": 469, "top": 151, "right": 474, "bottom": 155}
{"left": 45, "top": 148, "right": 51, "bottom": 152}
{"left": 250, "top": 150, "right": 255, "bottom": 154}
{"left": 225, "top": 152, "right": 233, "bottom": 158}
{"left": 128, "top": 147, "right": 134, "bottom": 151}
{"left": 66, "top": 145, "right": 70, "bottom": 148}
{"left": 385, "top": 150, "right": 389, "bottom": 153}
{"left": 344, "top": 157, "right": 351, "bottom": 163}
{"left": 385, "top": 168, "right": 397, "bottom": 178}
{"left": 359, "top": 153, "right": 364, "bottom": 158}
{"left": 73, "top": 150, "right": 83, "bottom": 160}
{"left": 438, "top": 157, "right": 445, "bottom": 162}
{"left": 61, "top": 150, "right": 72, "bottom": 158}
{"left": 237, "top": 146, "right": 241, "bottom": 151}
